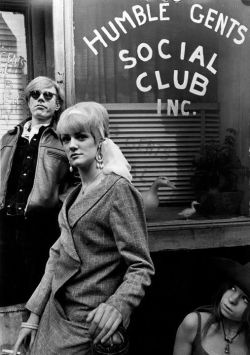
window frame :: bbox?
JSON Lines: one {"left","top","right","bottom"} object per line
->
{"left": 0, "top": 0, "right": 33, "bottom": 81}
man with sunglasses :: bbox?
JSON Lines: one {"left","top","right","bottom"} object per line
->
{"left": 0, "top": 76, "right": 74, "bottom": 350}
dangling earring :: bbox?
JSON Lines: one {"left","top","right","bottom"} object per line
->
{"left": 69, "top": 165, "right": 73, "bottom": 173}
{"left": 96, "top": 141, "right": 104, "bottom": 169}
{"left": 55, "top": 100, "right": 60, "bottom": 111}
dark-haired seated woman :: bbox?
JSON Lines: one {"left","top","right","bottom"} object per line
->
{"left": 173, "top": 258, "right": 250, "bottom": 355}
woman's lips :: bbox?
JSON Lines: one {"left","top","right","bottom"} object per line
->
{"left": 223, "top": 303, "right": 233, "bottom": 314}
{"left": 70, "top": 153, "right": 81, "bottom": 159}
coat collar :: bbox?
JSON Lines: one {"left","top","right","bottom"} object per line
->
{"left": 58, "top": 174, "right": 122, "bottom": 262}
{"left": 65, "top": 173, "right": 122, "bottom": 228}
{"left": 8, "top": 117, "right": 58, "bottom": 138}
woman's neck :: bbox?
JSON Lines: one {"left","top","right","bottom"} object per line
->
{"left": 221, "top": 317, "right": 243, "bottom": 335}
{"left": 79, "top": 166, "right": 103, "bottom": 186}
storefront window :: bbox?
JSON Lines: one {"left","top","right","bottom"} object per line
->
{"left": 0, "top": 11, "right": 28, "bottom": 138}
{"left": 69, "top": 0, "right": 250, "bottom": 221}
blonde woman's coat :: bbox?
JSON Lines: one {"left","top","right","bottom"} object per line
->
{"left": 26, "top": 173, "right": 154, "bottom": 354}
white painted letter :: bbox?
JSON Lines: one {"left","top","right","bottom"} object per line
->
{"left": 206, "top": 53, "right": 217, "bottom": 75}
{"left": 158, "top": 39, "right": 171, "bottom": 60}
{"left": 83, "top": 29, "right": 108, "bottom": 55}
{"left": 190, "top": 72, "right": 209, "bottom": 96}
{"left": 119, "top": 49, "right": 137, "bottom": 69}
{"left": 146, "top": 4, "right": 158, "bottom": 22}
{"left": 168, "top": 100, "right": 179, "bottom": 116}
{"left": 132, "top": 5, "right": 147, "bottom": 26}
{"left": 137, "top": 43, "right": 153, "bottom": 62}
{"left": 226, "top": 18, "right": 240, "bottom": 39}
{"left": 155, "top": 70, "right": 170, "bottom": 90}
{"left": 101, "top": 22, "right": 120, "bottom": 41}
{"left": 136, "top": 72, "right": 152, "bottom": 92}
{"left": 181, "top": 100, "right": 191, "bottom": 116}
{"left": 173, "top": 70, "right": 189, "bottom": 89}
{"left": 114, "top": 11, "right": 137, "bottom": 34}
{"left": 157, "top": 99, "right": 162, "bottom": 115}
{"left": 234, "top": 25, "right": 248, "bottom": 45}
{"left": 190, "top": 4, "right": 204, "bottom": 24}
{"left": 189, "top": 46, "right": 205, "bottom": 67}
{"left": 180, "top": 42, "right": 186, "bottom": 60}
{"left": 214, "top": 13, "right": 228, "bottom": 35}
{"left": 204, "top": 8, "right": 218, "bottom": 29}
{"left": 159, "top": 3, "right": 170, "bottom": 21}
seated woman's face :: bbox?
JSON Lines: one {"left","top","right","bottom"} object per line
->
{"left": 60, "top": 130, "right": 97, "bottom": 170}
{"left": 220, "top": 285, "right": 249, "bottom": 322}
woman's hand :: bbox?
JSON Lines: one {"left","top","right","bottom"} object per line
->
{"left": 13, "top": 328, "right": 37, "bottom": 355}
{"left": 86, "top": 303, "right": 122, "bottom": 345}
{"left": 13, "top": 312, "right": 39, "bottom": 355}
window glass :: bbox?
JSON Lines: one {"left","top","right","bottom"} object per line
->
{"left": 0, "top": 11, "right": 28, "bottom": 138}
{"left": 74, "top": 0, "right": 217, "bottom": 104}
{"left": 73, "top": 0, "right": 250, "bottom": 221}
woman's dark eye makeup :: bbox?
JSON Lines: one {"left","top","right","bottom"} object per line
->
{"left": 61, "top": 135, "right": 70, "bottom": 143}
{"left": 61, "top": 132, "right": 88, "bottom": 143}
{"left": 243, "top": 295, "right": 249, "bottom": 303}
{"left": 230, "top": 286, "right": 249, "bottom": 303}
{"left": 75, "top": 132, "right": 88, "bottom": 140}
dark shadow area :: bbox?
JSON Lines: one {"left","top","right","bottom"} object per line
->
{"left": 129, "top": 246, "right": 250, "bottom": 355}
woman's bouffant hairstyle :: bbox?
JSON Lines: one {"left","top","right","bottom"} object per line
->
{"left": 25, "top": 76, "right": 64, "bottom": 122}
{"left": 56, "top": 101, "right": 109, "bottom": 143}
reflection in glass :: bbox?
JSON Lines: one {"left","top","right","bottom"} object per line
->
{"left": 0, "top": 11, "right": 27, "bottom": 138}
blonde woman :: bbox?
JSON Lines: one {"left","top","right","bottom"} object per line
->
{"left": 13, "top": 102, "right": 154, "bottom": 355}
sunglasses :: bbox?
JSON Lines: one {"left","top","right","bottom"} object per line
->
{"left": 29, "top": 90, "right": 57, "bottom": 101}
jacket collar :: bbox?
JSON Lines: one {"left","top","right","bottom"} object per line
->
{"left": 8, "top": 117, "right": 58, "bottom": 138}
{"left": 58, "top": 174, "right": 121, "bottom": 263}
{"left": 65, "top": 173, "right": 122, "bottom": 229}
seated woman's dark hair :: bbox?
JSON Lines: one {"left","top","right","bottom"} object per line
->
{"left": 196, "top": 282, "right": 250, "bottom": 350}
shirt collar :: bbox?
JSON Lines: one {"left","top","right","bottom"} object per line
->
{"left": 21, "top": 121, "right": 50, "bottom": 142}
